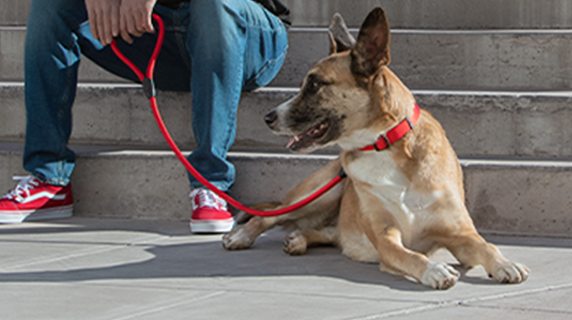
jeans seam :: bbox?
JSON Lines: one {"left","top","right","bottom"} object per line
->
{"left": 172, "top": 4, "right": 192, "bottom": 70}
{"left": 244, "top": 44, "right": 288, "bottom": 90}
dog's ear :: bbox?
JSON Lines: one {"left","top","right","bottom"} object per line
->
{"left": 351, "top": 7, "right": 391, "bottom": 77}
{"left": 328, "top": 13, "right": 356, "bottom": 55}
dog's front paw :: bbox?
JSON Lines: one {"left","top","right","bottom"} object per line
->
{"left": 491, "top": 261, "right": 529, "bottom": 284}
{"left": 283, "top": 230, "right": 308, "bottom": 256}
{"left": 421, "top": 262, "right": 460, "bottom": 290}
{"left": 222, "top": 226, "right": 256, "bottom": 250}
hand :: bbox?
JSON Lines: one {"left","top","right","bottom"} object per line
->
{"left": 85, "top": 0, "right": 157, "bottom": 46}
{"left": 85, "top": 0, "right": 121, "bottom": 46}
{"left": 119, "top": 0, "right": 157, "bottom": 44}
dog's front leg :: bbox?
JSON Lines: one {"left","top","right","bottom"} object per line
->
{"left": 365, "top": 225, "right": 460, "bottom": 290}
{"left": 441, "top": 232, "right": 529, "bottom": 284}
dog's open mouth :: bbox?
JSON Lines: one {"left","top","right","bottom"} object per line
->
{"left": 286, "top": 119, "right": 330, "bottom": 151}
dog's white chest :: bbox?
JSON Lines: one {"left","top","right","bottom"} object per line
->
{"left": 345, "top": 152, "right": 440, "bottom": 244}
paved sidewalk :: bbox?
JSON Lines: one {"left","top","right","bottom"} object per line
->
{"left": 1, "top": 217, "right": 571, "bottom": 320}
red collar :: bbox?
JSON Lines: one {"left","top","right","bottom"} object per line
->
{"left": 359, "top": 104, "right": 421, "bottom": 152}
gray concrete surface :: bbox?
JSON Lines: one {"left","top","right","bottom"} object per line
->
{"left": 3, "top": 2, "right": 572, "bottom": 318}
{"left": 0, "top": 217, "right": 571, "bottom": 320}
{"left": 0, "top": 0, "right": 29, "bottom": 26}
{"left": 2, "top": 146, "right": 572, "bottom": 236}
{"left": 6, "top": 0, "right": 572, "bottom": 28}
{"left": 3, "top": 84, "right": 572, "bottom": 159}
{"left": 282, "top": 0, "right": 572, "bottom": 29}
{"left": 4, "top": 27, "right": 572, "bottom": 90}
{"left": 278, "top": 28, "right": 572, "bottom": 90}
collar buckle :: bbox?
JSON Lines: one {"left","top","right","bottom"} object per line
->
{"left": 373, "top": 134, "right": 391, "bottom": 151}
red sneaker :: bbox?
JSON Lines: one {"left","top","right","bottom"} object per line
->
{"left": 189, "top": 188, "right": 234, "bottom": 233}
{"left": 0, "top": 176, "right": 73, "bottom": 224}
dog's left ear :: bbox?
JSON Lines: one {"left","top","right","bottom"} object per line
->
{"left": 328, "top": 13, "right": 356, "bottom": 55}
{"left": 351, "top": 7, "right": 391, "bottom": 77}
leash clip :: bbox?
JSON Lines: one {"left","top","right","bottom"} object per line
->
{"left": 142, "top": 77, "right": 156, "bottom": 99}
{"left": 338, "top": 167, "right": 348, "bottom": 179}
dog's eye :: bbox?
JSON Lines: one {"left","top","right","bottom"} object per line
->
{"left": 305, "top": 78, "right": 328, "bottom": 95}
{"left": 310, "top": 80, "right": 321, "bottom": 90}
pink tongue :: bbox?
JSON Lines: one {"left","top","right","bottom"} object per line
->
{"left": 286, "top": 134, "right": 303, "bottom": 148}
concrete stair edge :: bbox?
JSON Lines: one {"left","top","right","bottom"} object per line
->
{"left": 1, "top": 148, "right": 571, "bottom": 236}
{"left": 4, "top": 0, "right": 572, "bottom": 29}
{"left": 4, "top": 27, "right": 572, "bottom": 90}
{"left": 2, "top": 83, "right": 572, "bottom": 158}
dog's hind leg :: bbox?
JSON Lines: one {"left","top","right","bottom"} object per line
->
{"left": 222, "top": 158, "right": 344, "bottom": 251}
{"left": 222, "top": 203, "right": 283, "bottom": 250}
{"left": 283, "top": 226, "right": 339, "bottom": 256}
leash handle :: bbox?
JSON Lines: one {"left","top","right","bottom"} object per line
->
{"left": 111, "top": 14, "right": 165, "bottom": 82}
{"left": 110, "top": 14, "right": 344, "bottom": 217}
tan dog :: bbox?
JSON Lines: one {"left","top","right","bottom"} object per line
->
{"left": 222, "top": 7, "right": 529, "bottom": 290}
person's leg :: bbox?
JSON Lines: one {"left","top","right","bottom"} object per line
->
{"left": 23, "top": 0, "right": 90, "bottom": 186}
{"left": 185, "top": 0, "right": 288, "bottom": 192}
{"left": 26, "top": 0, "right": 287, "bottom": 192}
{"left": 1, "top": 0, "right": 88, "bottom": 223}
{"left": 1, "top": 0, "right": 192, "bottom": 223}
{"left": 24, "top": 1, "right": 191, "bottom": 188}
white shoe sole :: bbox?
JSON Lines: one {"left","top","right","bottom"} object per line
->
{"left": 0, "top": 205, "right": 73, "bottom": 224}
{"left": 190, "top": 218, "right": 235, "bottom": 234}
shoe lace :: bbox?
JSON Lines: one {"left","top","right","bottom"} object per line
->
{"left": 2, "top": 176, "right": 40, "bottom": 201}
{"left": 190, "top": 189, "right": 227, "bottom": 211}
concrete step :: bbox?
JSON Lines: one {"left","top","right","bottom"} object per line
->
{"left": 282, "top": 0, "right": 572, "bottom": 29}
{"left": 4, "top": 0, "right": 572, "bottom": 29}
{"left": 0, "top": 83, "right": 298, "bottom": 153}
{"left": 1, "top": 145, "right": 571, "bottom": 236}
{"left": 4, "top": 27, "right": 572, "bottom": 90}
{"left": 2, "top": 82, "right": 572, "bottom": 159}
{"left": 280, "top": 28, "right": 572, "bottom": 90}
{"left": 0, "top": 0, "right": 29, "bottom": 26}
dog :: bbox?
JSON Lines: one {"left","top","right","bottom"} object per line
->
{"left": 222, "top": 7, "right": 529, "bottom": 290}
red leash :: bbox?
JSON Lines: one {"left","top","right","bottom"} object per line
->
{"left": 110, "top": 14, "right": 344, "bottom": 217}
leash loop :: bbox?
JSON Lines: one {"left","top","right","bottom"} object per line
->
{"left": 110, "top": 14, "right": 344, "bottom": 217}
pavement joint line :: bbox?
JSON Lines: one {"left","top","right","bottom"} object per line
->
{"left": 346, "top": 282, "right": 572, "bottom": 320}
{"left": 346, "top": 303, "right": 442, "bottom": 320}
{"left": 0, "top": 234, "right": 163, "bottom": 271}
{"left": 456, "top": 282, "right": 572, "bottom": 305}
{"left": 461, "top": 302, "right": 572, "bottom": 315}
{"left": 110, "top": 290, "right": 227, "bottom": 320}
{"left": 0, "top": 276, "right": 228, "bottom": 296}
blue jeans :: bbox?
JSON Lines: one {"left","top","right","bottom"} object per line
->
{"left": 24, "top": 0, "right": 288, "bottom": 191}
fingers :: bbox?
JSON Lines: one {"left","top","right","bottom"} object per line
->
{"left": 109, "top": 4, "right": 120, "bottom": 42}
{"left": 86, "top": 0, "right": 156, "bottom": 46}
{"left": 86, "top": 0, "right": 121, "bottom": 46}
{"left": 142, "top": 11, "right": 155, "bottom": 34}
{"left": 119, "top": 14, "right": 134, "bottom": 44}
{"left": 86, "top": 0, "right": 101, "bottom": 43}
{"left": 119, "top": 0, "right": 156, "bottom": 43}
{"left": 101, "top": 4, "right": 120, "bottom": 45}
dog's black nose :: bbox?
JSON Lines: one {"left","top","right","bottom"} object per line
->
{"left": 264, "top": 110, "right": 278, "bottom": 128}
